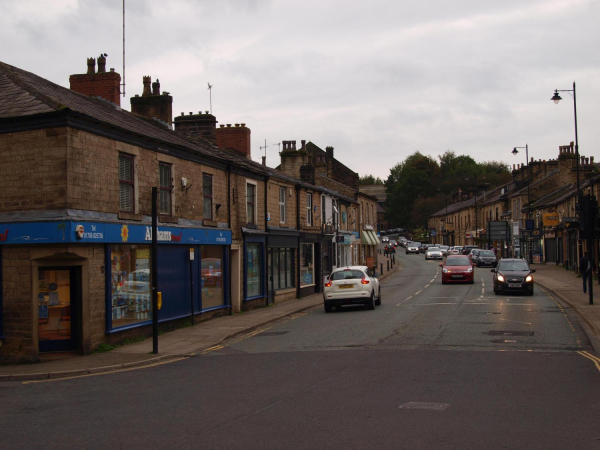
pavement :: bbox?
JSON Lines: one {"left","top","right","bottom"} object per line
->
{"left": 0, "top": 251, "right": 401, "bottom": 381}
{"left": 3, "top": 254, "right": 599, "bottom": 382}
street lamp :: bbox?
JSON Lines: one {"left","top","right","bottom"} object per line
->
{"left": 512, "top": 144, "right": 533, "bottom": 263}
{"left": 551, "top": 82, "right": 580, "bottom": 196}
{"left": 552, "top": 82, "right": 594, "bottom": 305}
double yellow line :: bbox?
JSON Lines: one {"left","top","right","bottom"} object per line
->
{"left": 577, "top": 351, "right": 600, "bottom": 372}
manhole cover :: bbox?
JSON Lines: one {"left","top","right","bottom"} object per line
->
{"left": 399, "top": 402, "right": 450, "bottom": 411}
{"left": 254, "top": 331, "right": 289, "bottom": 337}
{"left": 485, "top": 331, "right": 534, "bottom": 337}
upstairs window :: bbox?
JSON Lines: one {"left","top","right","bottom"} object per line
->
{"left": 203, "top": 174, "right": 213, "bottom": 220}
{"left": 119, "top": 154, "right": 134, "bottom": 212}
{"left": 247, "top": 182, "right": 256, "bottom": 225}
{"left": 279, "top": 187, "right": 286, "bottom": 223}
{"left": 307, "top": 193, "right": 313, "bottom": 226}
{"left": 159, "top": 163, "right": 172, "bottom": 216}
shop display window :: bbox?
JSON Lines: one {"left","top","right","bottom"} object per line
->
{"left": 201, "top": 246, "right": 225, "bottom": 309}
{"left": 269, "top": 248, "right": 295, "bottom": 290}
{"left": 110, "top": 245, "right": 152, "bottom": 328}
{"left": 300, "top": 243, "right": 314, "bottom": 286}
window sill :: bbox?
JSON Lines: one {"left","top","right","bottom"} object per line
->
{"left": 159, "top": 216, "right": 178, "bottom": 224}
{"left": 203, "top": 219, "right": 218, "bottom": 227}
{"left": 118, "top": 212, "right": 143, "bottom": 221}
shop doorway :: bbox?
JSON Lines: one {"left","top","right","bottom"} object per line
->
{"left": 38, "top": 267, "right": 81, "bottom": 353}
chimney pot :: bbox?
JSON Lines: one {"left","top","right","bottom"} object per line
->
{"left": 110, "top": 68, "right": 115, "bottom": 72}
{"left": 235, "top": 124, "right": 240, "bottom": 127}
{"left": 241, "top": 123, "right": 246, "bottom": 127}
{"left": 292, "top": 141, "right": 296, "bottom": 150}
{"left": 220, "top": 124, "right": 225, "bottom": 128}
{"left": 206, "top": 111, "right": 209, "bottom": 114}
{"left": 152, "top": 79, "right": 160, "bottom": 95}
{"left": 189, "top": 112, "right": 193, "bottom": 115}
{"left": 181, "top": 112, "right": 185, "bottom": 116}
{"left": 142, "top": 76, "right": 152, "bottom": 97}
{"left": 86, "top": 57, "right": 96, "bottom": 74}
{"left": 97, "top": 54, "right": 106, "bottom": 73}
{"left": 227, "top": 124, "right": 232, "bottom": 127}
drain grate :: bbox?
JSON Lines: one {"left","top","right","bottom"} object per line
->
{"left": 485, "top": 330, "right": 534, "bottom": 337}
{"left": 254, "top": 331, "right": 289, "bottom": 337}
{"left": 399, "top": 402, "right": 450, "bottom": 411}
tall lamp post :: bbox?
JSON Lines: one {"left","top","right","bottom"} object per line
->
{"left": 512, "top": 144, "right": 533, "bottom": 264}
{"left": 552, "top": 82, "right": 593, "bottom": 305}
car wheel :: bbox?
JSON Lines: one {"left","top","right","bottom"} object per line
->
{"left": 494, "top": 286, "right": 500, "bottom": 295}
{"left": 476, "top": 262, "right": 481, "bottom": 268}
{"left": 442, "top": 279, "right": 447, "bottom": 285}
{"left": 469, "top": 279, "right": 474, "bottom": 284}
{"left": 366, "top": 291, "right": 375, "bottom": 310}
{"left": 324, "top": 303, "right": 333, "bottom": 313}
{"left": 375, "top": 287, "right": 382, "bottom": 305}
{"left": 529, "top": 288, "right": 534, "bottom": 296}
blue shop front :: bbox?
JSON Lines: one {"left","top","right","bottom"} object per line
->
{"left": 0, "top": 220, "right": 231, "bottom": 360}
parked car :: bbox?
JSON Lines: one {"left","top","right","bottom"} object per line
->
{"left": 491, "top": 259, "right": 535, "bottom": 295}
{"left": 406, "top": 242, "right": 421, "bottom": 254}
{"left": 425, "top": 247, "right": 443, "bottom": 260}
{"left": 438, "top": 245, "right": 450, "bottom": 256}
{"left": 473, "top": 249, "right": 497, "bottom": 267}
{"left": 439, "top": 255, "right": 474, "bottom": 284}
{"left": 323, "top": 266, "right": 381, "bottom": 312}
{"left": 420, "top": 243, "right": 431, "bottom": 253}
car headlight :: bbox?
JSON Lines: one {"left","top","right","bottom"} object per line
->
{"left": 443, "top": 268, "right": 449, "bottom": 273}
{"left": 467, "top": 267, "right": 473, "bottom": 273}
{"left": 526, "top": 275, "right": 533, "bottom": 282}
{"left": 497, "top": 274, "right": 505, "bottom": 282}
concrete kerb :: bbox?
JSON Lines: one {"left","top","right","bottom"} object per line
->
{"left": 536, "top": 280, "right": 600, "bottom": 353}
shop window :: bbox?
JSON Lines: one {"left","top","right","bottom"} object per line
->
{"left": 279, "top": 187, "right": 286, "bottom": 223}
{"left": 119, "top": 154, "right": 135, "bottom": 212}
{"left": 203, "top": 173, "right": 213, "bottom": 220}
{"left": 300, "top": 243, "right": 314, "bottom": 286}
{"left": 270, "top": 248, "right": 295, "bottom": 290}
{"left": 246, "top": 242, "right": 262, "bottom": 298}
{"left": 110, "top": 245, "right": 151, "bottom": 329}
{"left": 247, "top": 182, "right": 256, "bottom": 225}
{"left": 201, "top": 246, "right": 224, "bottom": 309}
{"left": 159, "top": 163, "right": 173, "bottom": 216}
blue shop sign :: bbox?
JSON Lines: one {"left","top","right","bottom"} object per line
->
{"left": 0, "top": 221, "right": 231, "bottom": 245}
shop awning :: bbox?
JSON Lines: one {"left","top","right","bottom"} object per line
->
{"left": 361, "top": 230, "right": 378, "bottom": 246}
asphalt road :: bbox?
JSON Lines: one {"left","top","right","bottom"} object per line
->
{"left": 2, "top": 248, "right": 600, "bottom": 449}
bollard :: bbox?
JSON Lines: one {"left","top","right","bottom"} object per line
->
{"left": 387, "top": 260, "right": 390, "bottom": 271}
{"left": 381, "top": 263, "right": 383, "bottom": 275}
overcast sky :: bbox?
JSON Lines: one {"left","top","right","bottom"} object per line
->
{"left": 2, "top": 0, "right": 599, "bottom": 180}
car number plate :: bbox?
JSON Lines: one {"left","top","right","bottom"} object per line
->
{"left": 452, "top": 275, "right": 462, "bottom": 279}
{"left": 339, "top": 284, "right": 354, "bottom": 289}
{"left": 508, "top": 283, "right": 521, "bottom": 288}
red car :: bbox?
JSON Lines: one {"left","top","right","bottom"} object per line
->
{"left": 439, "top": 255, "right": 474, "bottom": 284}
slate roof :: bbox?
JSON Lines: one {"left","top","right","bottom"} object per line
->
{"left": 0, "top": 61, "right": 263, "bottom": 173}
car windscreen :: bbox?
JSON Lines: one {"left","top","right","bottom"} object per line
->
{"left": 445, "top": 257, "right": 471, "bottom": 266}
{"left": 498, "top": 261, "right": 530, "bottom": 271}
{"left": 330, "top": 270, "right": 365, "bottom": 280}
{"left": 414, "top": 242, "right": 422, "bottom": 247}
{"left": 428, "top": 248, "right": 440, "bottom": 252}
{"left": 479, "top": 251, "right": 494, "bottom": 257}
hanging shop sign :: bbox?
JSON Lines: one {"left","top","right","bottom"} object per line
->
{"left": 543, "top": 213, "right": 560, "bottom": 227}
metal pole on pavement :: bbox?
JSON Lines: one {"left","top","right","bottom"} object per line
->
{"left": 151, "top": 187, "right": 159, "bottom": 354}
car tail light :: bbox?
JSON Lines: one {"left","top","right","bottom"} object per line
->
{"left": 325, "top": 281, "right": 332, "bottom": 287}
{"left": 361, "top": 277, "right": 370, "bottom": 285}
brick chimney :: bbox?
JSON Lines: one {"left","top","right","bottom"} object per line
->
{"left": 215, "top": 123, "right": 252, "bottom": 160}
{"left": 174, "top": 111, "right": 217, "bottom": 144}
{"left": 69, "top": 55, "right": 121, "bottom": 106}
{"left": 130, "top": 77, "right": 173, "bottom": 126}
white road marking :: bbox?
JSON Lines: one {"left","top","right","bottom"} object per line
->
{"left": 499, "top": 318, "right": 533, "bottom": 325}
{"left": 425, "top": 284, "right": 430, "bottom": 289}
{"left": 396, "top": 295, "right": 413, "bottom": 306}
{"left": 430, "top": 279, "right": 436, "bottom": 283}
{"left": 415, "top": 290, "right": 422, "bottom": 295}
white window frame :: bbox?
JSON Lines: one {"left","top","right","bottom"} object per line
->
{"left": 279, "top": 187, "right": 286, "bottom": 224}
{"left": 246, "top": 180, "right": 257, "bottom": 225}
{"left": 307, "top": 193, "right": 313, "bottom": 226}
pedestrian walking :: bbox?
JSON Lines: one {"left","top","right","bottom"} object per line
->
{"left": 579, "top": 251, "right": 595, "bottom": 294}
